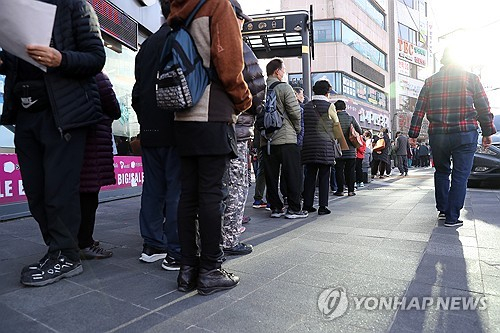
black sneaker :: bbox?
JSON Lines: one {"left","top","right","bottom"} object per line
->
{"left": 21, "top": 253, "right": 49, "bottom": 276}
{"left": 270, "top": 208, "right": 285, "bottom": 218}
{"left": 197, "top": 268, "right": 240, "bottom": 295}
{"left": 438, "top": 212, "right": 446, "bottom": 220}
{"left": 318, "top": 206, "right": 331, "bottom": 215}
{"left": 80, "top": 241, "right": 113, "bottom": 260}
{"left": 284, "top": 209, "right": 309, "bottom": 219}
{"left": 178, "top": 265, "right": 199, "bottom": 292}
{"left": 139, "top": 245, "right": 167, "bottom": 263}
{"left": 161, "top": 255, "right": 181, "bottom": 271}
{"left": 303, "top": 206, "right": 317, "bottom": 213}
{"left": 444, "top": 220, "right": 464, "bottom": 227}
{"left": 223, "top": 243, "right": 253, "bottom": 256}
{"left": 20, "top": 254, "right": 83, "bottom": 287}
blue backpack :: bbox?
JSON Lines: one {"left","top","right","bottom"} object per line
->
{"left": 156, "top": 0, "right": 209, "bottom": 111}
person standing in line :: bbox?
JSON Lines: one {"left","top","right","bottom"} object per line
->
{"left": 301, "top": 80, "right": 337, "bottom": 215}
{"left": 168, "top": 0, "right": 252, "bottom": 295}
{"left": 394, "top": 131, "right": 410, "bottom": 176}
{"left": 355, "top": 135, "right": 367, "bottom": 188}
{"left": 251, "top": 130, "right": 268, "bottom": 209}
{"left": 222, "top": 0, "right": 265, "bottom": 256}
{"left": 408, "top": 47, "right": 496, "bottom": 227}
{"left": 332, "top": 100, "right": 362, "bottom": 197}
{"left": 130, "top": 133, "right": 142, "bottom": 156}
{"left": 132, "top": 0, "right": 182, "bottom": 270}
{"left": 261, "top": 58, "right": 308, "bottom": 219}
{"left": 78, "top": 71, "right": 121, "bottom": 260}
{"left": 0, "top": 0, "right": 105, "bottom": 286}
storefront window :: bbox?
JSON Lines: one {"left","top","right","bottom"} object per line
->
{"left": 103, "top": 47, "right": 139, "bottom": 139}
{"left": 354, "top": 0, "right": 385, "bottom": 30}
{"left": 341, "top": 73, "right": 387, "bottom": 109}
{"left": 337, "top": 22, "right": 387, "bottom": 70}
{"left": 313, "top": 21, "right": 335, "bottom": 43}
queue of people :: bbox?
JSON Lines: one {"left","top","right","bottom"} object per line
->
{"left": 0, "top": 0, "right": 495, "bottom": 296}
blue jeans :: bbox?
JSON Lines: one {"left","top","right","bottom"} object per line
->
{"left": 140, "top": 146, "right": 181, "bottom": 260}
{"left": 429, "top": 131, "right": 478, "bottom": 222}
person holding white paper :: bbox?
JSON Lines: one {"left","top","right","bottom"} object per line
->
{"left": 0, "top": 0, "right": 105, "bottom": 287}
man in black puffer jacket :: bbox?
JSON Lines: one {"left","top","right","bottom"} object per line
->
{"left": 222, "top": 0, "right": 266, "bottom": 256}
{"left": 0, "top": 0, "right": 105, "bottom": 287}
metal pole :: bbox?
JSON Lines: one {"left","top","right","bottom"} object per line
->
{"left": 302, "top": 16, "right": 311, "bottom": 99}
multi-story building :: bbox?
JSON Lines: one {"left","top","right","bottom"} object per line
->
{"left": 281, "top": 0, "right": 432, "bottom": 137}
{"left": 282, "top": 0, "right": 390, "bottom": 134}
{"left": 1, "top": 0, "right": 164, "bottom": 151}
{"left": 391, "top": 0, "right": 430, "bottom": 137}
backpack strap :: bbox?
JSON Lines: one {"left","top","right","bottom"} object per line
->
{"left": 185, "top": 0, "right": 207, "bottom": 27}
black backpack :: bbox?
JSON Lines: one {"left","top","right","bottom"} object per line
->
{"left": 255, "top": 81, "right": 285, "bottom": 154}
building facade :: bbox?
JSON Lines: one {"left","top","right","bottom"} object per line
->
{"left": 281, "top": 0, "right": 432, "bottom": 136}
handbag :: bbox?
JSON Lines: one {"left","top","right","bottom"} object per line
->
{"left": 312, "top": 102, "right": 342, "bottom": 158}
{"left": 373, "top": 137, "right": 386, "bottom": 153}
{"left": 348, "top": 118, "right": 363, "bottom": 148}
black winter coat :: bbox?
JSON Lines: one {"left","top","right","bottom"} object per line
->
{"left": 0, "top": 0, "right": 105, "bottom": 130}
{"left": 301, "top": 99, "right": 335, "bottom": 165}
{"left": 80, "top": 72, "right": 121, "bottom": 193}
{"left": 235, "top": 43, "right": 266, "bottom": 141}
{"left": 337, "top": 110, "right": 363, "bottom": 159}
{"left": 132, "top": 24, "right": 175, "bottom": 147}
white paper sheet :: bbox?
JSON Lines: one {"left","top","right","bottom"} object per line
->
{"left": 0, "top": 0, "right": 57, "bottom": 72}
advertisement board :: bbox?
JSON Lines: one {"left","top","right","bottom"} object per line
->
{"left": 0, "top": 154, "right": 143, "bottom": 205}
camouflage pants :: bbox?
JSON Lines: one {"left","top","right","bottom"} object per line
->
{"left": 222, "top": 140, "right": 249, "bottom": 248}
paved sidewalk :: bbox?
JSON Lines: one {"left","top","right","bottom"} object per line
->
{"left": 1, "top": 168, "right": 499, "bottom": 332}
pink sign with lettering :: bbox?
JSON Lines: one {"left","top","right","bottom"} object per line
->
{"left": 0, "top": 154, "right": 25, "bottom": 204}
{"left": 0, "top": 154, "right": 143, "bottom": 205}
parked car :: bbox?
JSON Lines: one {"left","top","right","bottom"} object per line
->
{"left": 468, "top": 116, "right": 500, "bottom": 187}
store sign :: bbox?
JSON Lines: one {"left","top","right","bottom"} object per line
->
{"left": 0, "top": 155, "right": 143, "bottom": 205}
{"left": 397, "top": 39, "right": 427, "bottom": 67}
{"left": 397, "top": 75, "right": 424, "bottom": 99}
{"left": 398, "top": 59, "right": 411, "bottom": 76}
{"left": 0, "top": 154, "right": 24, "bottom": 204}
{"left": 345, "top": 101, "right": 389, "bottom": 130}
{"left": 106, "top": 156, "right": 144, "bottom": 190}
{"left": 242, "top": 16, "right": 285, "bottom": 34}
{"left": 87, "top": 0, "right": 138, "bottom": 51}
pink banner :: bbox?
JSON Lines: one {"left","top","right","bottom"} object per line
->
{"left": 0, "top": 154, "right": 25, "bottom": 204}
{"left": 0, "top": 154, "right": 143, "bottom": 205}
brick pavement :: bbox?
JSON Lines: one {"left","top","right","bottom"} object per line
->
{"left": 0, "top": 168, "right": 499, "bottom": 332}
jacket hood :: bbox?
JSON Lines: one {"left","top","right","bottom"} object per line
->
{"left": 167, "top": 0, "right": 199, "bottom": 26}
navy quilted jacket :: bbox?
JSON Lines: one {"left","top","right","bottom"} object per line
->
{"left": 0, "top": 0, "right": 105, "bottom": 130}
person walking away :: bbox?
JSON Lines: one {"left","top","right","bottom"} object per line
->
{"left": 260, "top": 58, "right": 308, "bottom": 219}
{"left": 78, "top": 72, "right": 121, "bottom": 260}
{"left": 395, "top": 131, "right": 410, "bottom": 176}
{"left": 408, "top": 47, "right": 496, "bottom": 227}
{"left": 132, "top": 1, "right": 182, "bottom": 270}
{"left": 168, "top": 0, "right": 252, "bottom": 295}
{"left": 0, "top": 0, "right": 106, "bottom": 286}
{"left": 222, "top": 0, "right": 265, "bottom": 256}
{"left": 301, "top": 80, "right": 338, "bottom": 215}
{"left": 332, "top": 100, "right": 362, "bottom": 197}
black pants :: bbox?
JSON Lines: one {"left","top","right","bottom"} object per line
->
{"left": 303, "top": 163, "right": 330, "bottom": 208}
{"left": 335, "top": 158, "right": 356, "bottom": 193}
{"left": 79, "top": 192, "right": 99, "bottom": 249}
{"left": 14, "top": 110, "right": 87, "bottom": 261}
{"left": 355, "top": 158, "right": 363, "bottom": 183}
{"left": 371, "top": 159, "right": 387, "bottom": 177}
{"left": 262, "top": 144, "right": 302, "bottom": 212}
{"left": 177, "top": 155, "right": 228, "bottom": 270}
